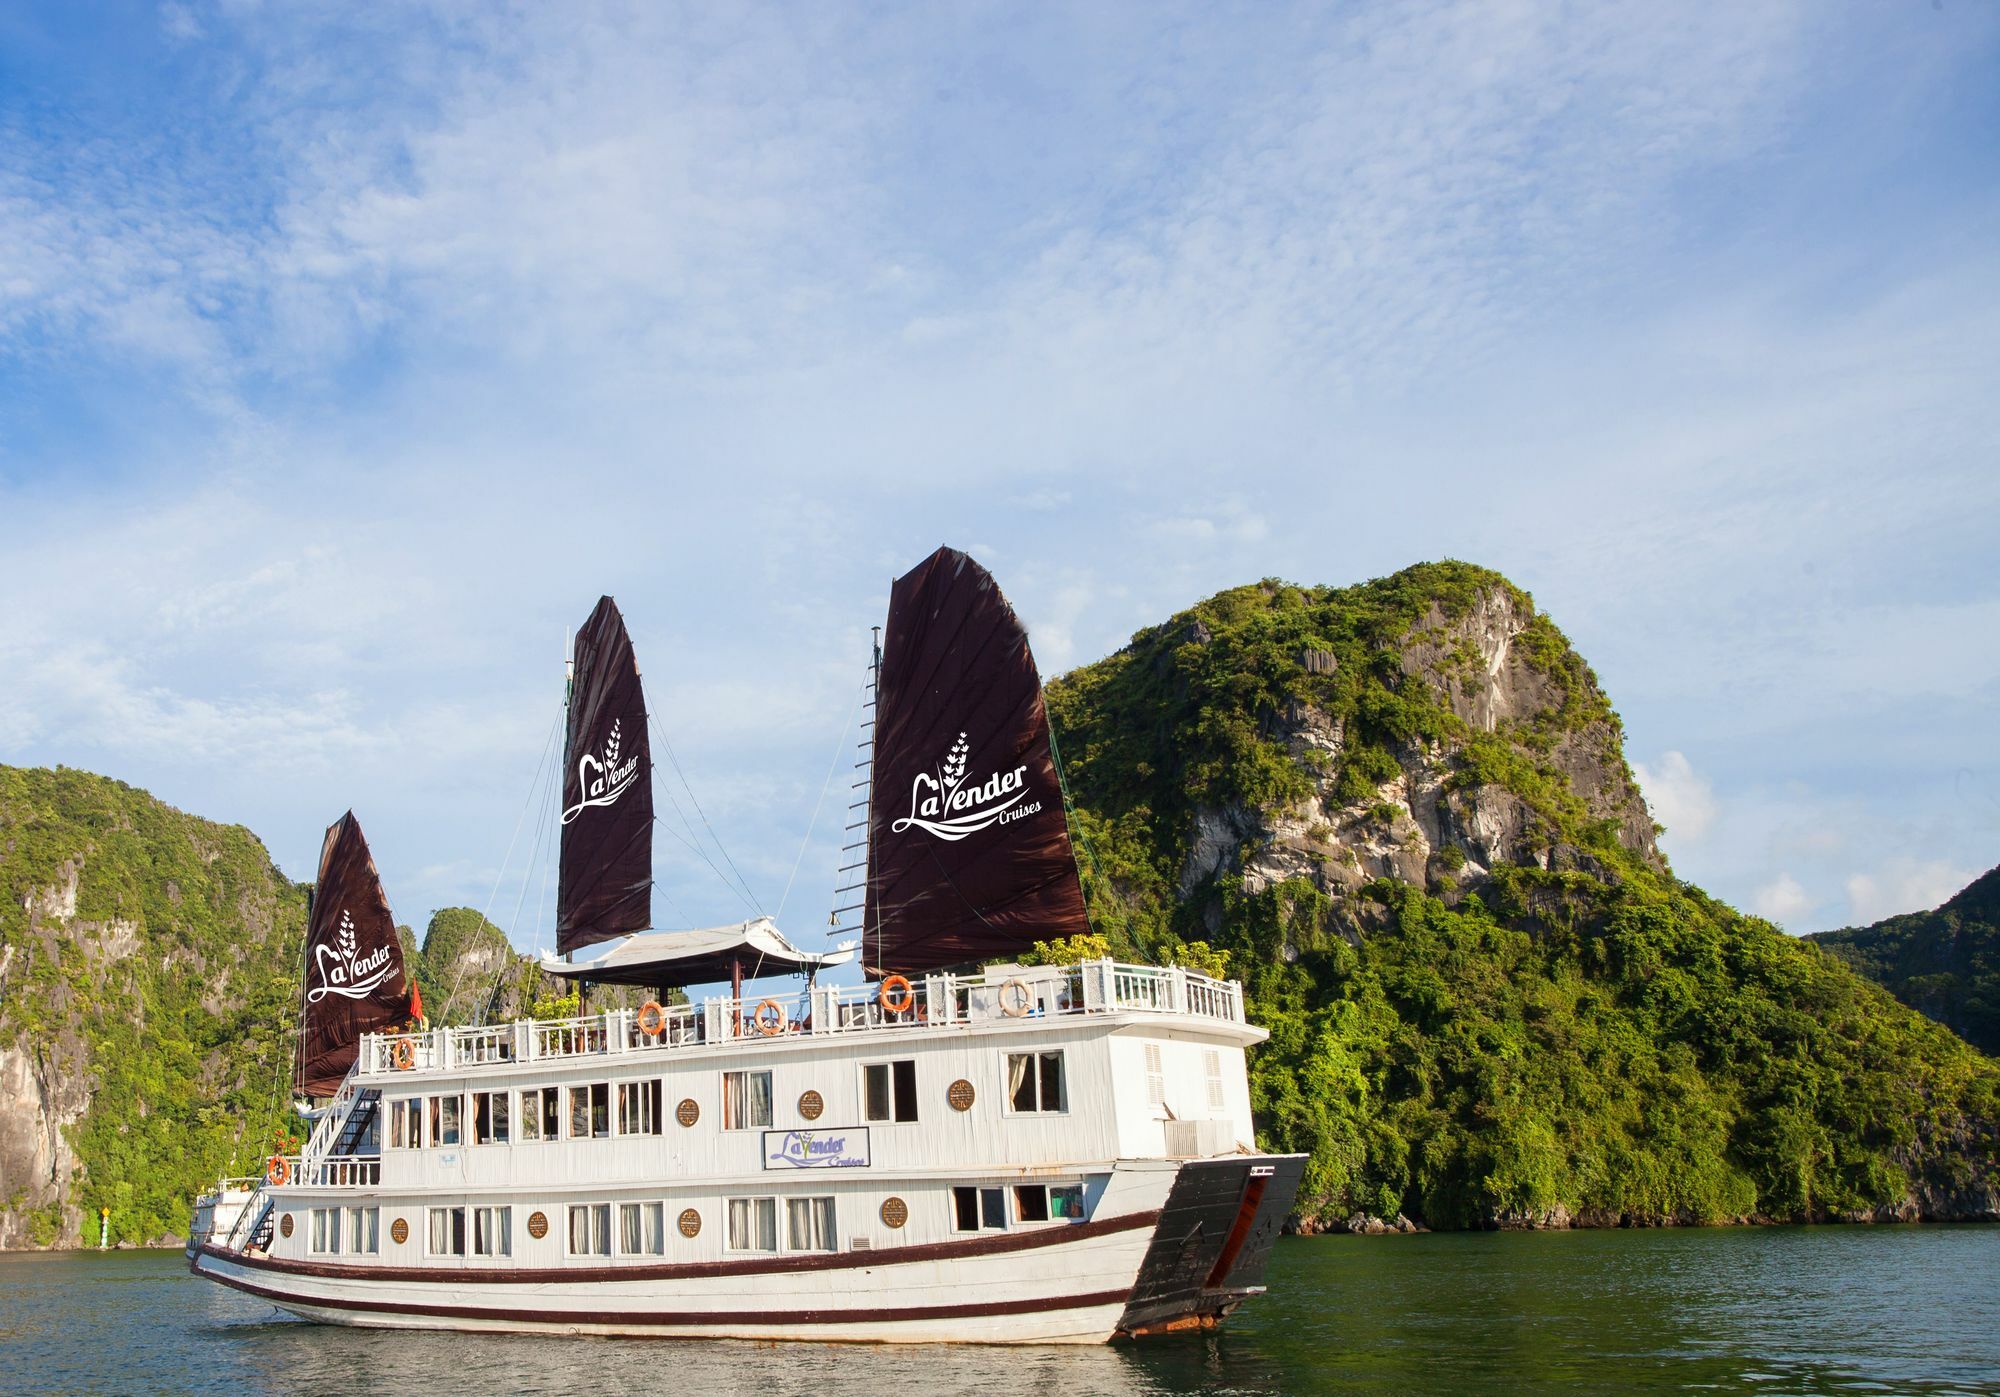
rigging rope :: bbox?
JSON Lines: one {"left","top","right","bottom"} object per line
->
{"left": 647, "top": 713, "right": 763, "bottom": 916}
{"left": 440, "top": 705, "right": 563, "bottom": 1024}
{"left": 776, "top": 676, "right": 865, "bottom": 923}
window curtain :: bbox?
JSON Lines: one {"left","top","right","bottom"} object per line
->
{"left": 787, "top": 1197, "right": 834, "bottom": 1252}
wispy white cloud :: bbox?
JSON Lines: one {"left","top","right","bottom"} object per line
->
{"left": 1634, "top": 751, "right": 1719, "bottom": 846}
{"left": 1751, "top": 873, "right": 1814, "bottom": 929}
{"left": 0, "top": 0, "right": 1994, "bottom": 947}
{"left": 1845, "top": 859, "right": 1977, "bottom": 928}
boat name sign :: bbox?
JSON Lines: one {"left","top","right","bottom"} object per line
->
{"left": 763, "top": 1128, "right": 870, "bottom": 1170}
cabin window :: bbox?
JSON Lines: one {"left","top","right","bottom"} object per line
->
{"left": 722, "top": 1071, "right": 773, "bottom": 1131}
{"left": 346, "top": 1206, "right": 379, "bottom": 1254}
{"left": 1006, "top": 1051, "right": 1066, "bottom": 1114}
{"left": 620, "top": 1201, "right": 665, "bottom": 1255}
{"left": 310, "top": 1207, "right": 341, "bottom": 1253}
{"left": 388, "top": 1099, "right": 420, "bottom": 1149}
{"left": 519, "top": 1086, "right": 561, "bottom": 1141}
{"left": 427, "top": 1094, "right": 463, "bottom": 1147}
{"left": 1013, "top": 1184, "right": 1086, "bottom": 1223}
{"left": 786, "top": 1197, "right": 836, "bottom": 1252}
{"left": 618, "top": 1079, "right": 662, "bottom": 1136}
{"left": 1144, "top": 1043, "right": 1166, "bottom": 1108}
{"left": 569, "top": 1083, "right": 610, "bottom": 1139}
{"left": 428, "top": 1206, "right": 467, "bottom": 1257}
{"left": 472, "top": 1206, "right": 511, "bottom": 1257}
{"left": 568, "top": 1203, "right": 611, "bottom": 1257}
{"left": 1205, "top": 1050, "right": 1226, "bottom": 1113}
{"left": 863, "top": 1060, "right": 919, "bottom": 1123}
{"left": 951, "top": 1186, "right": 1007, "bottom": 1232}
{"left": 726, "top": 1197, "right": 778, "bottom": 1252}
{"left": 471, "top": 1090, "right": 510, "bottom": 1145}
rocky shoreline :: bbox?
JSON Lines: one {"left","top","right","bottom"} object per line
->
{"left": 1293, "top": 1199, "right": 2000, "bottom": 1235}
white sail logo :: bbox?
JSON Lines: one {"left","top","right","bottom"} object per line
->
{"left": 307, "top": 910, "right": 395, "bottom": 1003}
{"left": 892, "top": 732, "right": 1042, "bottom": 842}
{"left": 562, "top": 717, "right": 641, "bottom": 825}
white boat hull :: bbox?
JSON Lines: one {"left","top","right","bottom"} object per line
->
{"left": 191, "top": 1155, "right": 1303, "bottom": 1344}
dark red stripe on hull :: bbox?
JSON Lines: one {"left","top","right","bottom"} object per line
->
{"left": 198, "top": 1206, "right": 1158, "bottom": 1285}
{"left": 198, "top": 1262, "right": 1131, "bottom": 1330}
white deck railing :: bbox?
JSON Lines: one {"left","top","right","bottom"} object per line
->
{"left": 356, "top": 960, "right": 1246, "bottom": 1078}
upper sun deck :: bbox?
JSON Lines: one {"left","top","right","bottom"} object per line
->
{"left": 359, "top": 959, "right": 1255, "bottom": 1081}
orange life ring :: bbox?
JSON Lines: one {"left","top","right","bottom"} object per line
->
{"left": 391, "top": 1036, "right": 417, "bottom": 1070}
{"left": 266, "top": 1155, "right": 291, "bottom": 1187}
{"left": 637, "top": 1000, "right": 667, "bottom": 1037}
{"left": 998, "top": 978, "right": 1032, "bottom": 1017}
{"left": 753, "top": 999, "right": 787, "bottom": 1036}
{"left": 878, "top": 975, "right": 915, "bottom": 1015}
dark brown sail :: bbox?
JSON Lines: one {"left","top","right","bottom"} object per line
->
{"left": 557, "top": 595, "right": 654, "bottom": 954}
{"left": 865, "top": 547, "right": 1091, "bottom": 973}
{"left": 298, "top": 812, "right": 416, "bottom": 1096}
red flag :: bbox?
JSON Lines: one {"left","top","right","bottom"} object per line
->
{"left": 408, "top": 979, "right": 425, "bottom": 1024}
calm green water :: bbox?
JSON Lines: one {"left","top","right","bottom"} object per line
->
{"left": 5, "top": 1229, "right": 1997, "bottom": 1394}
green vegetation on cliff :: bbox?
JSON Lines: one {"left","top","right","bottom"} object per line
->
{"left": 1047, "top": 563, "right": 2000, "bottom": 1227}
{"left": 1811, "top": 868, "right": 2000, "bottom": 1056}
{"left": 0, "top": 767, "right": 307, "bottom": 1246}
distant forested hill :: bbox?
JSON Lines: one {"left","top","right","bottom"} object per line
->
{"left": 1810, "top": 868, "right": 2000, "bottom": 1056}
{"left": 0, "top": 766, "right": 558, "bottom": 1248}
{"left": 0, "top": 766, "right": 306, "bottom": 1247}
{"left": 1046, "top": 563, "right": 1999, "bottom": 1229}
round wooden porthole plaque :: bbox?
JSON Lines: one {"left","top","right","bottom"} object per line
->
{"left": 947, "top": 1078, "right": 976, "bottom": 1112}
{"left": 526, "top": 1210, "right": 549, "bottom": 1240}
{"left": 390, "top": 1216, "right": 409, "bottom": 1245}
{"left": 678, "top": 1208, "right": 702, "bottom": 1239}
{"left": 798, "top": 1089, "right": 824, "bottom": 1121}
{"left": 676, "top": 1097, "right": 700, "bottom": 1127}
{"left": 279, "top": 1213, "right": 294, "bottom": 1238}
{"left": 880, "top": 1197, "right": 909, "bottom": 1229}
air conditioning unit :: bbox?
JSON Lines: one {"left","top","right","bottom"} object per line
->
{"left": 1163, "top": 1119, "right": 1236, "bottom": 1159}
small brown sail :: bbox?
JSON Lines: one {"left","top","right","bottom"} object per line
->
{"left": 298, "top": 812, "right": 416, "bottom": 1096}
{"left": 865, "top": 547, "right": 1091, "bottom": 973}
{"left": 556, "top": 595, "right": 654, "bottom": 955}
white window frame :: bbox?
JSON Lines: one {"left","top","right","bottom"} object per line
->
{"left": 1004, "top": 1050, "right": 1068, "bottom": 1116}
{"left": 785, "top": 1196, "right": 837, "bottom": 1253}
{"left": 861, "top": 1059, "right": 919, "bottom": 1124}
{"left": 567, "top": 1202, "right": 611, "bottom": 1257}
{"left": 310, "top": 1207, "right": 341, "bottom": 1254}
{"left": 472, "top": 1205, "right": 511, "bottom": 1257}
{"left": 951, "top": 1185, "right": 1008, "bottom": 1234}
{"left": 346, "top": 1205, "right": 379, "bottom": 1254}
{"left": 722, "top": 1071, "right": 773, "bottom": 1132}
{"left": 427, "top": 1093, "right": 463, "bottom": 1147}
{"left": 428, "top": 1206, "right": 467, "bottom": 1257}
{"left": 1205, "top": 1049, "right": 1226, "bottom": 1113}
{"left": 617, "top": 1079, "right": 662, "bottom": 1136}
{"left": 470, "top": 1089, "right": 509, "bottom": 1145}
{"left": 568, "top": 1082, "right": 611, "bottom": 1139}
{"left": 519, "top": 1086, "right": 560, "bottom": 1142}
{"left": 725, "top": 1196, "right": 779, "bottom": 1253}
{"left": 387, "top": 1098, "right": 420, "bottom": 1150}
{"left": 620, "top": 1200, "right": 666, "bottom": 1256}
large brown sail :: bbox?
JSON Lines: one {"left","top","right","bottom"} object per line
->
{"left": 556, "top": 595, "right": 654, "bottom": 954}
{"left": 865, "top": 547, "right": 1091, "bottom": 973}
{"left": 298, "top": 812, "right": 416, "bottom": 1096}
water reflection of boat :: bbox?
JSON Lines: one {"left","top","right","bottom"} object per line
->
{"left": 190, "top": 547, "right": 1302, "bottom": 1343}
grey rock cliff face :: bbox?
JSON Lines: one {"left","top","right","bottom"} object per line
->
{"left": 1180, "top": 586, "right": 1660, "bottom": 921}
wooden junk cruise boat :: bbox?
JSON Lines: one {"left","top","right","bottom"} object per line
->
{"left": 188, "top": 547, "right": 1304, "bottom": 1343}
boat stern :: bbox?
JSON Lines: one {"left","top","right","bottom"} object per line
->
{"left": 1114, "top": 1153, "right": 1306, "bottom": 1339}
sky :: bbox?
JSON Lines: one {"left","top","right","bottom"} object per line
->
{"left": 2, "top": 1, "right": 1996, "bottom": 965}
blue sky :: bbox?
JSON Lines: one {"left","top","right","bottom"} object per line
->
{"left": 2, "top": 1, "right": 1996, "bottom": 958}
